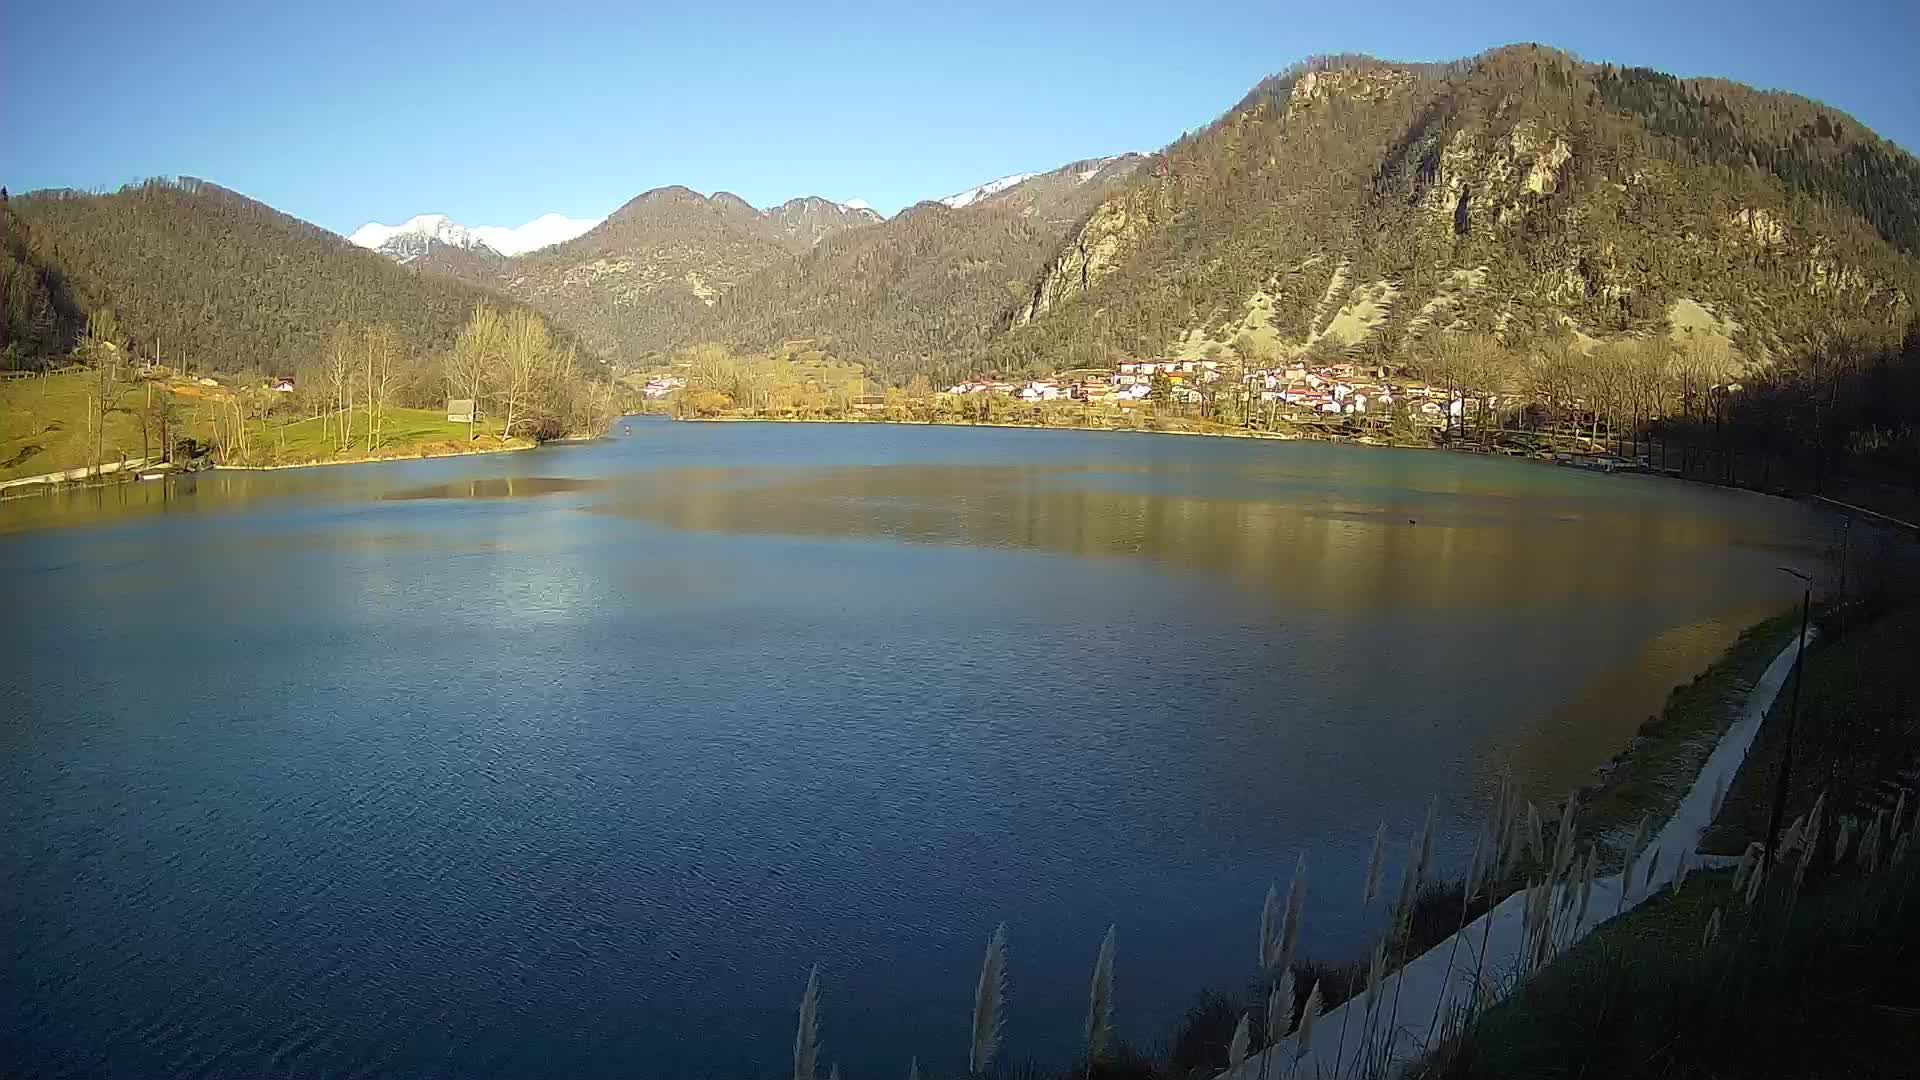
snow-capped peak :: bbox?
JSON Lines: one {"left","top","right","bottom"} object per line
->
{"left": 841, "top": 198, "right": 872, "bottom": 211}
{"left": 940, "top": 171, "right": 1039, "bottom": 209}
{"left": 349, "top": 214, "right": 478, "bottom": 256}
{"left": 348, "top": 211, "right": 603, "bottom": 261}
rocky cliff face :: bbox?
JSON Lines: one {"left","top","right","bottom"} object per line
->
{"left": 994, "top": 46, "right": 1918, "bottom": 372}
{"left": 764, "top": 196, "right": 883, "bottom": 250}
{"left": 1016, "top": 193, "right": 1153, "bottom": 326}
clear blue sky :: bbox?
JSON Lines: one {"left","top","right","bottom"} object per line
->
{"left": 5, "top": 0, "right": 1916, "bottom": 235}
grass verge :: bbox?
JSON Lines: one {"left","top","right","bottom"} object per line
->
{"left": 1702, "top": 604, "right": 1920, "bottom": 855}
{"left": 1414, "top": 862, "right": 1920, "bottom": 1079}
{"left": 1573, "top": 609, "right": 1803, "bottom": 859}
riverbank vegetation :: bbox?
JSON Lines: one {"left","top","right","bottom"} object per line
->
{"left": 641, "top": 324, "right": 1920, "bottom": 527}
{"left": 0, "top": 304, "right": 618, "bottom": 482}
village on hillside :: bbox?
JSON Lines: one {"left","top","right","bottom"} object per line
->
{"left": 943, "top": 358, "right": 1474, "bottom": 423}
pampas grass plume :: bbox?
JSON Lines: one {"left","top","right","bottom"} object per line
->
{"left": 1295, "top": 981, "right": 1322, "bottom": 1059}
{"left": 1551, "top": 792, "right": 1581, "bottom": 878}
{"left": 1268, "top": 967, "right": 1296, "bottom": 1041}
{"left": 1416, "top": 797, "right": 1438, "bottom": 883}
{"left": 970, "top": 923, "right": 1008, "bottom": 1075}
{"left": 1085, "top": 924, "right": 1116, "bottom": 1061}
{"left": 1465, "top": 824, "right": 1488, "bottom": 900}
{"left": 1625, "top": 812, "right": 1650, "bottom": 871}
{"left": 1228, "top": 1012, "right": 1251, "bottom": 1066}
{"left": 1277, "top": 854, "right": 1308, "bottom": 975}
{"left": 1362, "top": 822, "right": 1386, "bottom": 906}
{"left": 1575, "top": 845, "right": 1597, "bottom": 927}
{"left": 1259, "top": 884, "right": 1280, "bottom": 972}
{"left": 1731, "top": 842, "right": 1759, "bottom": 896}
{"left": 794, "top": 965, "right": 822, "bottom": 1080}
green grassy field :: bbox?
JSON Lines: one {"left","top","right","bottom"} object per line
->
{"left": 0, "top": 371, "right": 156, "bottom": 481}
{"left": 238, "top": 406, "right": 526, "bottom": 467}
{"left": 1702, "top": 603, "right": 1920, "bottom": 855}
{"left": 1, "top": 370, "right": 529, "bottom": 481}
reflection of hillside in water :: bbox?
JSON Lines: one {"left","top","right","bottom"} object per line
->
{"left": 1491, "top": 602, "right": 1790, "bottom": 798}
{"left": 594, "top": 463, "right": 1823, "bottom": 615}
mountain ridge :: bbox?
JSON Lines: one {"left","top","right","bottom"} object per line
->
{"left": 986, "top": 45, "right": 1919, "bottom": 377}
{"left": 12, "top": 44, "right": 1919, "bottom": 399}
{"left": 7, "top": 177, "right": 580, "bottom": 376}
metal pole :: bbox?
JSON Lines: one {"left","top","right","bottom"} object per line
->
{"left": 1762, "top": 578, "right": 1812, "bottom": 874}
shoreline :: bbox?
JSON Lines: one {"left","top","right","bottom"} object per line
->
{"left": 211, "top": 439, "right": 537, "bottom": 472}
{"left": 670, "top": 412, "right": 1674, "bottom": 467}
{"left": 672, "top": 413, "right": 1389, "bottom": 445}
{"left": 1225, "top": 625, "right": 1815, "bottom": 1080}
{"left": 1, "top": 438, "right": 562, "bottom": 499}
{"left": 669, "top": 415, "right": 1831, "bottom": 507}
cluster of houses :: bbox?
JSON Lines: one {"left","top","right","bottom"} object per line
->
{"left": 943, "top": 359, "right": 1477, "bottom": 423}
{"left": 640, "top": 375, "right": 685, "bottom": 399}
{"left": 1243, "top": 362, "right": 1473, "bottom": 421}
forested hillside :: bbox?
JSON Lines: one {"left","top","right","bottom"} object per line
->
{"left": 991, "top": 46, "right": 1919, "bottom": 372}
{"left": 400, "top": 47, "right": 1916, "bottom": 395}
{"left": 0, "top": 191, "right": 85, "bottom": 369}
{"left": 702, "top": 156, "right": 1143, "bottom": 384}
{"left": 7, "top": 178, "right": 544, "bottom": 374}
{"left": 405, "top": 158, "right": 1138, "bottom": 381}
{"left": 434, "top": 186, "right": 882, "bottom": 363}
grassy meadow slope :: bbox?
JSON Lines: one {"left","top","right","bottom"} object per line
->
{"left": 0, "top": 369, "right": 535, "bottom": 482}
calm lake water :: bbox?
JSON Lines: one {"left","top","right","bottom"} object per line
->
{"left": 1, "top": 421, "right": 1829, "bottom": 1078}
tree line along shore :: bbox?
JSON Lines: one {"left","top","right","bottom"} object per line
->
{"left": 0, "top": 304, "right": 622, "bottom": 489}
{"left": 638, "top": 327, "right": 1920, "bottom": 517}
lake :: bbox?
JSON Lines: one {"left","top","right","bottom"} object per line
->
{"left": 0, "top": 421, "right": 1828, "bottom": 1078}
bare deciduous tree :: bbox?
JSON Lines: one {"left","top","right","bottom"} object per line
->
{"left": 447, "top": 305, "right": 503, "bottom": 441}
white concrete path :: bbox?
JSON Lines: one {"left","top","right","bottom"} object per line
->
{"left": 0, "top": 456, "right": 158, "bottom": 491}
{"left": 1222, "top": 629, "right": 1811, "bottom": 1080}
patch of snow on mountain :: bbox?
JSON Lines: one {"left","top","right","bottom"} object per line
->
{"left": 349, "top": 212, "right": 602, "bottom": 260}
{"left": 349, "top": 214, "right": 476, "bottom": 254}
{"left": 940, "top": 171, "right": 1039, "bottom": 209}
{"left": 1075, "top": 154, "right": 1142, "bottom": 183}
{"left": 841, "top": 198, "right": 871, "bottom": 210}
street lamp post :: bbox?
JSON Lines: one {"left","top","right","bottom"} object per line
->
{"left": 1762, "top": 566, "right": 1813, "bottom": 876}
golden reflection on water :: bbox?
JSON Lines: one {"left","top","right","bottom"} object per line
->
{"left": 588, "top": 463, "right": 1818, "bottom": 616}
{"left": 382, "top": 476, "right": 600, "bottom": 500}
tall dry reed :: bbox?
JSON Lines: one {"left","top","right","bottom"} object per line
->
{"left": 970, "top": 923, "right": 1008, "bottom": 1076}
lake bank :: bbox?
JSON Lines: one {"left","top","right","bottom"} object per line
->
{"left": 0, "top": 369, "right": 596, "bottom": 490}
{"left": 211, "top": 437, "right": 536, "bottom": 471}
{"left": 672, "top": 410, "right": 1645, "bottom": 465}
